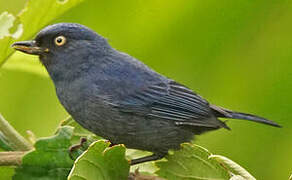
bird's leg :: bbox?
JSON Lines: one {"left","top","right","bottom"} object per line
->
{"left": 69, "top": 137, "right": 87, "bottom": 159}
{"left": 130, "top": 153, "right": 166, "bottom": 165}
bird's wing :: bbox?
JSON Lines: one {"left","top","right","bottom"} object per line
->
{"left": 113, "top": 80, "right": 225, "bottom": 128}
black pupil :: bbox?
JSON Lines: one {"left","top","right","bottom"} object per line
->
{"left": 57, "top": 38, "right": 62, "bottom": 43}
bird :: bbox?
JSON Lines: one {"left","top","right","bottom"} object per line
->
{"left": 12, "top": 23, "right": 280, "bottom": 165}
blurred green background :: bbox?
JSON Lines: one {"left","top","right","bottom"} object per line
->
{"left": 0, "top": 0, "right": 291, "bottom": 179}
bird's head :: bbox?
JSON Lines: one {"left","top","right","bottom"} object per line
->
{"left": 12, "top": 23, "right": 111, "bottom": 80}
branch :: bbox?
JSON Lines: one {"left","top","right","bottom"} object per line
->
{"left": 0, "top": 151, "right": 27, "bottom": 166}
{"left": 0, "top": 114, "right": 33, "bottom": 151}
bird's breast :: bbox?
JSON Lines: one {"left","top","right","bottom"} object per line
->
{"left": 54, "top": 77, "right": 118, "bottom": 135}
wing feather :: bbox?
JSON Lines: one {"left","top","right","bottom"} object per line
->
{"left": 115, "top": 80, "right": 224, "bottom": 128}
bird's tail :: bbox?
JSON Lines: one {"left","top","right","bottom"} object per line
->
{"left": 210, "top": 105, "right": 281, "bottom": 128}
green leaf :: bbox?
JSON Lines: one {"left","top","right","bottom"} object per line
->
{"left": 13, "top": 126, "right": 75, "bottom": 180}
{"left": 59, "top": 117, "right": 93, "bottom": 138}
{"left": 59, "top": 117, "right": 100, "bottom": 160}
{"left": 68, "top": 140, "right": 130, "bottom": 180}
{"left": 0, "top": 12, "right": 18, "bottom": 38}
{"left": 127, "top": 149, "right": 159, "bottom": 175}
{"left": 129, "top": 170, "right": 165, "bottom": 180}
{"left": 59, "top": 116, "right": 100, "bottom": 147}
{"left": 156, "top": 143, "right": 231, "bottom": 180}
{"left": 209, "top": 155, "right": 255, "bottom": 180}
{"left": 0, "top": 12, "right": 22, "bottom": 65}
{"left": 0, "top": 0, "right": 84, "bottom": 67}
{"left": 18, "top": 0, "right": 83, "bottom": 41}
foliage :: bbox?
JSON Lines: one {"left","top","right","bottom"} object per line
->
{"left": 0, "top": 113, "right": 255, "bottom": 180}
{"left": 156, "top": 144, "right": 255, "bottom": 180}
{"left": 13, "top": 126, "right": 74, "bottom": 180}
{"left": 156, "top": 144, "right": 230, "bottom": 179}
{"left": 68, "top": 141, "right": 130, "bottom": 180}
{"left": 209, "top": 155, "right": 255, "bottom": 180}
{"left": 0, "top": 11, "right": 22, "bottom": 64}
{"left": 0, "top": 0, "right": 83, "bottom": 67}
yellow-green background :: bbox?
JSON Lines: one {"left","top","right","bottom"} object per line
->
{"left": 0, "top": 0, "right": 291, "bottom": 179}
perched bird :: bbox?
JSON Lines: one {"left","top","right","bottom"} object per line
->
{"left": 12, "top": 23, "right": 280, "bottom": 165}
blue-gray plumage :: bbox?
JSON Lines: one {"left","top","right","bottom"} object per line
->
{"left": 12, "top": 23, "right": 280, "bottom": 165}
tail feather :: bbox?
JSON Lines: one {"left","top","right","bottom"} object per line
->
{"left": 210, "top": 105, "right": 281, "bottom": 128}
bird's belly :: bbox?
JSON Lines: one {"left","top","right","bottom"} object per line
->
{"left": 73, "top": 106, "right": 194, "bottom": 153}
{"left": 56, "top": 87, "right": 194, "bottom": 153}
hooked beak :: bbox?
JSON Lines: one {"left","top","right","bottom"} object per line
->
{"left": 11, "top": 40, "right": 49, "bottom": 55}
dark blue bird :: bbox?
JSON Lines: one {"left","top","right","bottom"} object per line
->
{"left": 12, "top": 23, "right": 280, "bottom": 165}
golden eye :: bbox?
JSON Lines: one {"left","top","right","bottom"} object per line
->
{"left": 54, "top": 36, "right": 66, "bottom": 46}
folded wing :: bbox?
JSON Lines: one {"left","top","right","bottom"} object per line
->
{"left": 114, "top": 80, "right": 228, "bottom": 129}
